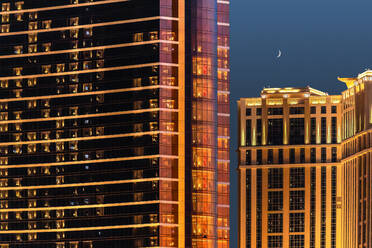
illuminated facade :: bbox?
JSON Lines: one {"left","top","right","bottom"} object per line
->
{"left": 238, "top": 87, "right": 343, "bottom": 248}
{"left": 0, "top": 0, "right": 229, "bottom": 247}
{"left": 338, "top": 71, "right": 371, "bottom": 248}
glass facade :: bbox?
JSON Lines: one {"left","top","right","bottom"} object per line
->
{"left": 0, "top": 1, "right": 230, "bottom": 247}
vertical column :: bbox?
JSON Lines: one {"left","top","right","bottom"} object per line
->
{"left": 262, "top": 169, "right": 268, "bottom": 247}
{"left": 305, "top": 98, "right": 310, "bottom": 144}
{"left": 305, "top": 167, "right": 311, "bottom": 248}
{"left": 283, "top": 168, "right": 290, "bottom": 248}
{"left": 326, "top": 166, "right": 332, "bottom": 247}
{"left": 283, "top": 98, "right": 289, "bottom": 145}
{"left": 262, "top": 98, "right": 267, "bottom": 146}
{"left": 315, "top": 167, "right": 322, "bottom": 248}
{"left": 239, "top": 168, "right": 246, "bottom": 248}
{"left": 178, "top": 0, "right": 186, "bottom": 246}
{"left": 251, "top": 169, "right": 257, "bottom": 248}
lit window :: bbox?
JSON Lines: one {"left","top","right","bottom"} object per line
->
{"left": 28, "top": 22, "right": 37, "bottom": 30}
{"left": 69, "top": 62, "right": 78, "bottom": 71}
{"left": 27, "top": 78, "right": 37, "bottom": 87}
{"left": 2, "top": 24, "right": 10, "bottom": 33}
{"left": 56, "top": 64, "right": 65, "bottom": 73}
{"left": 56, "top": 120, "right": 64, "bottom": 129}
{"left": 13, "top": 89, "right": 22, "bottom": 98}
{"left": 15, "top": 1, "right": 24, "bottom": 10}
{"left": 0, "top": 112, "right": 8, "bottom": 121}
{"left": 70, "top": 52, "right": 78, "bottom": 60}
{"left": 42, "top": 20, "right": 51, "bottom": 29}
{"left": 69, "top": 84, "right": 78, "bottom": 93}
{"left": 149, "top": 31, "right": 158, "bottom": 40}
{"left": 29, "top": 12, "right": 38, "bottom": 20}
{"left": 1, "top": 3, "right": 10, "bottom": 11}
{"left": 41, "top": 109, "right": 50, "bottom": 118}
{"left": 41, "top": 132, "right": 50, "bottom": 140}
{"left": 0, "top": 80, "right": 8, "bottom": 88}
{"left": 96, "top": 94, "right": 104, "bottom": 103}
{"left": 56, "top": 143, "right": 64, "bottom": 152}
{"left": 42, "top": 65, "right": 51, "bottom": 74}
{"left": 70, "top": 29, "right": 78, "bottom": 38}
{"left": 42, "top": 43, "right": 51, "bottom": 52}
{"left": 84, "top": 28, "right": 92, "bottom": 37}
{"left": 13, "top": 133, "right": 21, "bottom": 141}
{"left": 28, "top": 33, "right": 37, "bottom": 43}
{"left": 83, "top": 83, "right": 92, "bottom": 92}
{"left": 96, "top": 49, "right": 104, "bottom": 58}
{"left": 1, "top": 15, "right": 9, "bottom": 23}
{"left": 0, "top": 103, "right": 7, "bottom": 111}
{"left": 71, "top": 0, "right": 79, "bottom": 4}
{"left": 133, "top": 78, "right": 141, "bottom": 87}
{"left": 96, "top": 127, "right": 104, "bottom": 135}
{"left": 83, "top": 61, "right": 92, "bottom": 70}
{"left": 14, "top": 45, "right": 23, "bottom": 54}
{"left": 70, "top": 17, "right": 79, "bottom": 26}
{"left": 16, "top": 79, "right": 23, "bottom": 87}
{"left": 15, "top": 13, "right": 22, "bottom": 21}
{"left": 149, "top": 76, "right": 158, "bottom": 85}
{"left": 42, "top": 143, "right": 50, "bottom": 152}
{"left": 96, "top": 60, "right": 104, "bottom": 68}
{"left": 56, "top": 154, "right": 65, "bottom": 162}
{"left": 27, "top": 144, "right": 36, "bottom": 153}
{"left": 27, "top": 100, "right": 37, "bottom": 109}
{"left": 28, "top": 44, "right": 37, "bottom": 53}
{"left": 133, "top": 32, "right": 143, "bottom": 42}
{"left": 161, "top": 31, "right": 176, "bottom": 41}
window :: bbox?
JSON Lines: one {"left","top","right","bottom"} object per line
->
{"left": 246, "top": 108, "right": 251, "bottom": 116}
{"left": 290, "top": 148, "right": 295, "bottom": 164}
{"left": 331, "top": 117, "right": 337, "bottom": 143}
{"left": 289, "top": 118, "right": 304, "bottom": 144}
{"left": 42, "top": 65, "right": 51, "bottom": 74}
{"left": 278, "top": 149, "right": 283, "bottom": 164}
{"left": 321, "top": 147, "right": 327, "bottom": 163}
{"left": 256, "top": 119, "right": 262, "bottom": 145}
{"left": 300, "top": 148, "right": 305, "bottom": 163}
{"left": 268, "top": 168, "right": 283, "bottom": 189}
{"left": 290, "top": 190, "right": 305, "bottom": 210}
{"left": 42, "top": 43, "right": 51, "bottom": 52}
{"left": 331, "top": 147, "right": 337, "bottom": 162}
{"left": 310, "top": 148, "right": 316, "bottom": 163}
{"left": 14, "top": 46, "right": 23, "bottom": 54}
{"left": 1, "top": 24, "right": 9, "bottom": 33}
{"left": 1, "top": 3, "right": 10, "bottom": 11}
{"left": 290, "top": 168, "right": 305, "bottom": 188}
{"left": 28, "top": 33, "right": 37, "bottom": 43}
{"left": 256, "top": 150, "right": 262, "bottom": 164}
{"left": 256, "top": 108, "right": 262, "bottom": 115}
{"left": 29, "top": 22, "right": 37, "bottom": 30}
{"left": 149, "top": 31, "right": 158, "bottom": 40}
{"left": 245, "top": 150, "right": 251, "bottom": 165}
{"left": 310, "top": 118, "right": 316, "bottom": 144}
{"left": 268, "top": 107, "right": 283, "bottom": 115}
{"left": 331, "top": 106, "right": 337, "bottom": 113}
{"left": 268, "top": 149, "right": 273, "bottom": 164}
{"left": 246, "top": 119, "right": 251, "bottom": 146}
{"left": 321, "top": 117, "right": 327, "bottom": 144}
{"left": 268, "top": 236, "right": 282, "bottom": 248}
{"left": 268, "top": 191, "right": 283, "bottom": 211}
{"left": 310, "top": 106, "right": 316, "bottom": 114}
{"left": 133, "top": 32, "right": 143, "bottom": 42}
{"left": 70, "top": 17, "right": 79, "bottom": 26}
{"left": 268, "top": 214, "right": 283, "bottom": 233}
{"left": 29, "top": 12, "right": 38, "bottom": 20}
{"left": 290, "top": 235, "right": 304, "bottom": 248}
{"left": 321, "top": 106, "right": 326, "bottom": 114}
{"left": 268, "top": 119, "right": 283, "bottom": 145}
{"left": 28, "top": 44, "right": 37, "bottom": 53}
{"left": 290, "top": 107, "right": 304, "bottom": 115}
{"left": 290, "top": 213, "right": 305, "bottom": 232}
{"left": 42, "top": 20, "right": 52, "bottom": 29}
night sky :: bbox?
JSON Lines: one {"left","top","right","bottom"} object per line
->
{"left": 229, "top": 0, "right": 372, "bottom": 246}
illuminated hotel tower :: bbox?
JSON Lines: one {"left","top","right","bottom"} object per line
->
{"left": 238, "top": 87, "right": 343, "bottom": 248}
{"left": 0, "top": 0, "right": 229, "bottom": 247}
{"left": 338, "top": 71, "right": 371, "bottom": 248}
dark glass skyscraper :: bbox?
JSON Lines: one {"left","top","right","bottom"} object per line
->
{"left": 0, "top": 0, "right": 229, "bottom": 247}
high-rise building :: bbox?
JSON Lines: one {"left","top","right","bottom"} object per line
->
{"left": 338, "top": 71, "right": 371, "bottom": 248}
{"left": 238, "top": 87, "right": 343, "bottom": 248}
{"left": 0, "top": 0, "right": 229, "bottom": 247}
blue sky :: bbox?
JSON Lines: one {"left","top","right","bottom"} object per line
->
{"left": 230, "top": 0, "right": 372, "bottom": 246}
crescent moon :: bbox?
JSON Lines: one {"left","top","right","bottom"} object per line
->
{"left": 277, "top": 50, "right": 282, "bottom": 58}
